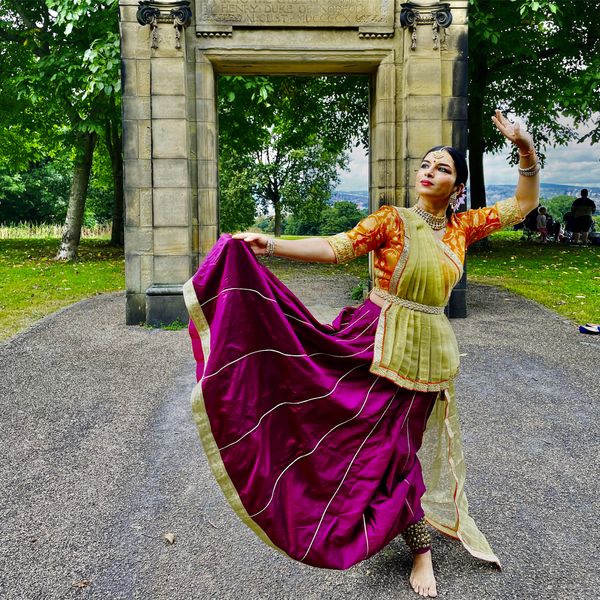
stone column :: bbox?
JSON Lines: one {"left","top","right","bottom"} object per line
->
{"left": 195, "top": 54, "right": 219, "bottom": 259}
{"left": 120, "top": 0, "right": 152, "bottom": 324}
{"left": 443, "top": 1, "right": 469, "bottom": 319}
{"left": 119, "top": 0, "right": 195, "bottom": 325}
{"left": 399, "top": 1, "right": 469, "bottom": 317}
{"left": 370, "top": 53, "right": 398, "bottom": 210}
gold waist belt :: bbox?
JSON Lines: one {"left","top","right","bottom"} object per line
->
{"left": 373, "top": 288, "right": 446, "bottom": 315}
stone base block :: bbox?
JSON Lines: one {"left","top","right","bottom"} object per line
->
{"left": 126, "top": 292, "right": 147, "bottom": 325}
{"left": 446, "top": 287, "right": 467, "bottom": 319}
{"left": 145, "top": 285, "right": 188, "bottom": 327}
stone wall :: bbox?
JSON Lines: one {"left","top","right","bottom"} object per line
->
{"left": 119, "top": 0, "right": 469, "bottom": 324}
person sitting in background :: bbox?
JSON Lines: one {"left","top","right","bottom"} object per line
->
{"left": 551, "top": 216, "right": 561, "bottom": 241}
{"left": 545, "top": 212, "right": 555, "bottom": 241}
{"left": 537, "top": 206, "right": 548, "bottom": 243}
{"left": 562, "top": 211, "right": 574, "bottom": 243}
{"left": 571, "top": 189, "right": 596, "bottom": 244}
{"left": 557, "top": 222, "right": 568, "bottom": 243}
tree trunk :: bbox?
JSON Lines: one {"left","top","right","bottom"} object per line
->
{"left": 56, "top": 131, "right": 97, "bottom": 260}
{"left": 468, "top": 94, "right": 486, "bottom": 211}
{"left": 468, "top": 50, "right": 492, "bottom": 248}
{"left": 106, "top": 119, "right": 124, "bottom": 246}
{"left": 270, "top": 180, "right": 283, "bottom": 236}
{"left": 273, "top": 200, "right": 282, "bottom": 237}
{"left": 467, "top": 53, "right": 488, "bottom": 211}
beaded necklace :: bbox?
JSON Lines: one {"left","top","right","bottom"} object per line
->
{"left": 411, "top": 204, "right": 447, "bottom": 230}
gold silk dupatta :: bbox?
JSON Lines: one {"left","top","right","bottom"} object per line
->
{"left": 420, "top": 383, "right": 501, "bottom": 566}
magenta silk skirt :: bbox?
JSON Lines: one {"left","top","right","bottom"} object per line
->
{"left": 185, "top": 236, "right": 437, "bottom": 570}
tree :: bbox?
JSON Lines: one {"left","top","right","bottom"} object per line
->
{"left": 319, "top": 201, "right": 367, "bottom": 236}
{"left": 284, "top": 214, "right": 321, "bottom": 236}
{"left": 218, "top": 76, "right": 369, "bottom": 236}
{"left": 468, "top": 0, "right": 600, "bottom": 208}
{"left": 218, "top": 155, "right": 259, "bottom": 233}
{"left": 0, "top": 0, "right": 122, "bottom": 257}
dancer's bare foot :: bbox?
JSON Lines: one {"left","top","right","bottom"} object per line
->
{"left": 409, "top": 550, "right": 437, "bottom": 597}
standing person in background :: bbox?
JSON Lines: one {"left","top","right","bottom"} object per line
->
{"left": 571, "top": 189, "right": 596, "bottom": 244}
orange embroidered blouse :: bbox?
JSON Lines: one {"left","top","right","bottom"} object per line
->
{"left": 327, "top": 196, "right": 525, "bottom": 288}
{"left": 325, "top": 196, "right": 525, "bottom": 393}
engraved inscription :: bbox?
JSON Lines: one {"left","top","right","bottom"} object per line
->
{"left": 196, "top": 0, "right": 394, "bottom": 28}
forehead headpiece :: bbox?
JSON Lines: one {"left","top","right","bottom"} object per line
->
{"left": 431, "top": 147, "right": 452, "bottom": 161}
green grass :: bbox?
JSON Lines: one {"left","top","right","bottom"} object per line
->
{"left": 468, "top": 230, "right": 599, "bottom": 324}
{"left": 0, "top": 238, "right": 124, "bottom": 341}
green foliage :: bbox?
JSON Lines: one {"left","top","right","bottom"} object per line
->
{"left": 351, "top": 282, "right": 368, "bottom": 302}
{"left": 470, "top": 0, "right": 600, "bottom": 156}
{"left": 284, "top": 214, "right": 321, "bottom": 236}
{"left": 469, "top": 0, "right": 600, "bottom": 157}
{"left": 0, "top": 162, "right": 70, "bottom": 224}
{"left": 0, "top": 0, "right": 120, "bottom": 234}
{"left": 258, "top": 200, "right": 367, "bottom": 236}
{"left": 219, "top": 162, "right": 258, "bottom": 233}
{"left": 146, "top": 319, "right": 188, "bottom": 331}
{"left": 0, "top": 222, "right": 111, "bottom": 238}
{"left": 540, "top": 195, "right": 577, "bottom": 221}
{"left": 218, "top": 75, "right": 369, "bottom": 234}
{"left": 468, "top": 0, "right": 600, "bottom": 211}
{"left": 253, "top": 215, "right": 274, "bottom": 233}
{"left": 0, "top": 161, "right": 113, "bottom": 226}
{"left": 319, "top": 201, "right": 367, "bottom": 236}
{"left": 1, "top": 1, "right": 121, "bottom": 138}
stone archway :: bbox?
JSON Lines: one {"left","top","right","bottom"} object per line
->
{"left": 119, "top": 0, "right": 468, "bottom": 325}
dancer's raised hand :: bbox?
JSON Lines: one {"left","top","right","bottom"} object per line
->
{"left": 491, "top": 109, "right": 534, "bottom": 152}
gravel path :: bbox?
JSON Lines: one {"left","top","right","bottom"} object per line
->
{"left": 1, "top": 272, "right": 598, "bottom": 600}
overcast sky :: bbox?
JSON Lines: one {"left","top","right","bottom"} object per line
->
{"left": 337, "top": 119, "right": 600, "bottom": 190}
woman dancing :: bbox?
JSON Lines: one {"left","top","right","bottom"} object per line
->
{"left": 183, "top": 110, "right": 540, "bottom": 597}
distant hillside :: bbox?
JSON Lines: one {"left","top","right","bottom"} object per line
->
{"left": 330, "top": 190, "right": 369, "bottom": 210}
{"left": 333, "top": 183, "right": 599, "bottom": 209}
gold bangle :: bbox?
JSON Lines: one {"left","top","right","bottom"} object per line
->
{"left": 265, "top": 237, "right": 275, "bottom": 258}
{"left": 518, "top": 162, "right": 540, "bottom": 177}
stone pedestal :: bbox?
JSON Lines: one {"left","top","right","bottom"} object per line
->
{"left": 119, "top": 0, "right": 469, "bottom": 324}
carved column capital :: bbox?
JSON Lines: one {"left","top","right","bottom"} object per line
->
{"left": 400, "top": 2, "right": 453, "bottom": 50}
{"left": 136, "top": 1, "right": 192, "bottom": 49}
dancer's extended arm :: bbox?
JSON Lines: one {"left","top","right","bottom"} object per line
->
{"left": 232, "top": 233, "right": 336, "bottom": 263}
